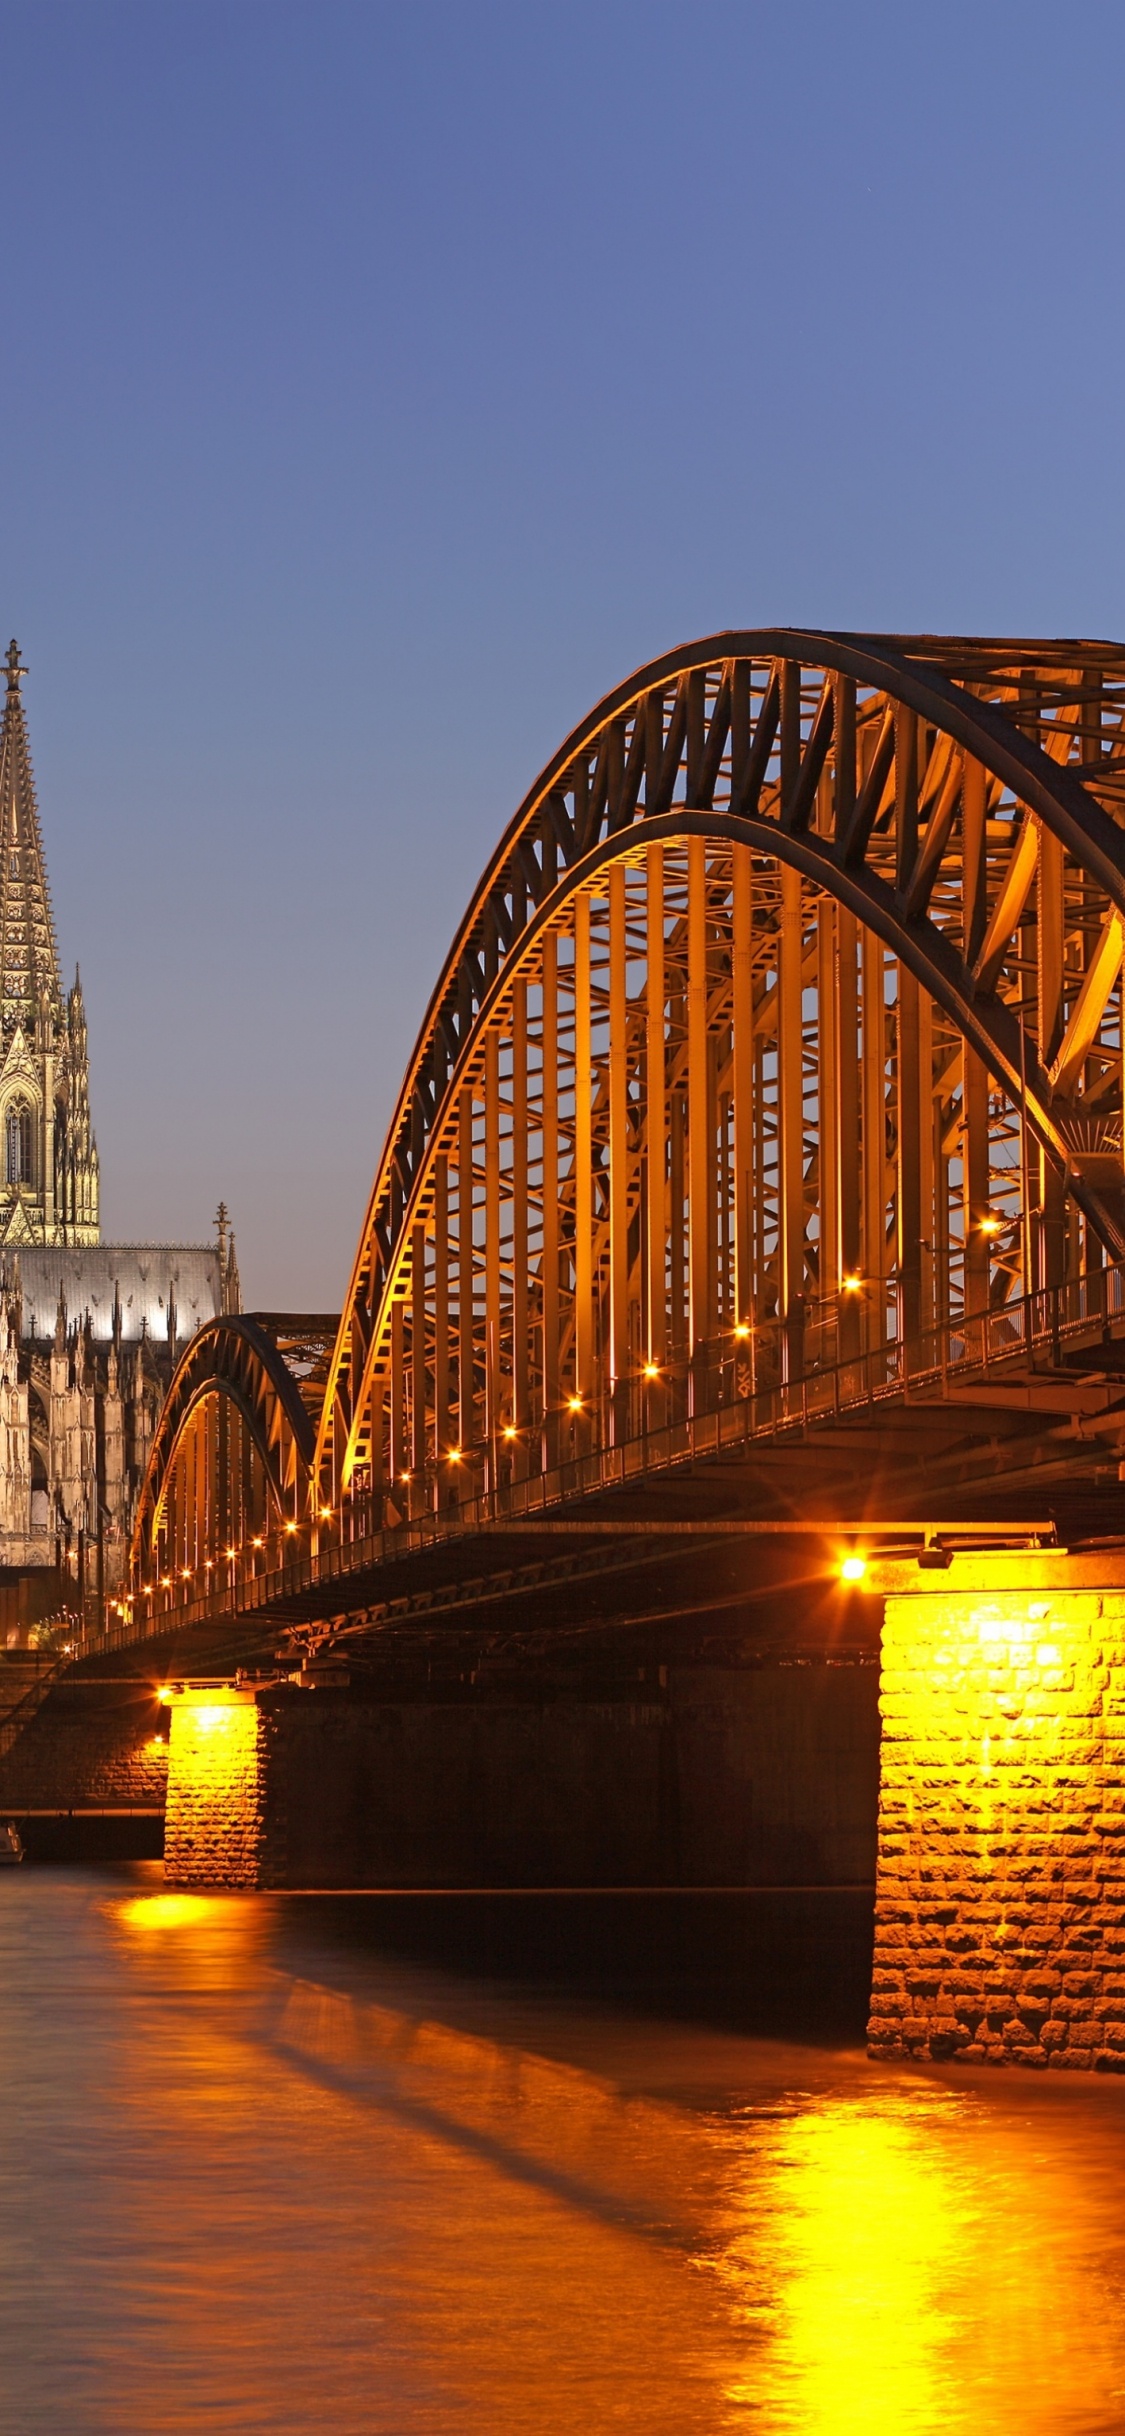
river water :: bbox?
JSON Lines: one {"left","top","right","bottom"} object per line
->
{"left": 2, "top": 1866, "right": 1125, "bottom": 2434}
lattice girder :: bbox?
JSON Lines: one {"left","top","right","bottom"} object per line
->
{"left": 132, "top": 1316, "right": 315, "bottom": 1578}
{"left": 313, "top": 632, "right": 1125, "bottom": 1512}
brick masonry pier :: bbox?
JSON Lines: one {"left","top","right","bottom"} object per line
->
{"left": 0, "top": 1670, "right": 167, "bottom": 1826}
{"left": 869, "top": 1550, "right": 1125, "bottom": 2072}
{"left": 162, "top": 1659, "right": 880, "bottom": 1893}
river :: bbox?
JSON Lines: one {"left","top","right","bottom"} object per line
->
{"left": 1, "top": 1865, "right": 1124, "bottom": 2433}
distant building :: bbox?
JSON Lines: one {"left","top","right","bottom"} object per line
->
{"left": 0, "top": 642, "right": 240, "bottom": 1618}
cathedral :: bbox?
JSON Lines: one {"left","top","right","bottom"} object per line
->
{"left": 0, "top": 641, "right": 239, "bottom": 1630}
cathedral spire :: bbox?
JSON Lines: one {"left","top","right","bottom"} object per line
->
{"left": 0, "top": 643, "right": 62, "bottom": 1032}
{"left": 0, "top": 647, "right": 98, "bottom": 1247}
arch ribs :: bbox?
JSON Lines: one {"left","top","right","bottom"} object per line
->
{"left": 131, "top": 1315, "right": 315, "bottom": 1578}
{"left": 316, "top": 631, "right": 1125, "bottom": 1508}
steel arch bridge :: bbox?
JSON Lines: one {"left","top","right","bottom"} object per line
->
{"left": 126, "top": 629, "right": 1125, "bottom": 1626}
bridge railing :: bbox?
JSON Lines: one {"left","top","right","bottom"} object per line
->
{"left": 99, "top": 1256, "right": 1125, "bottom": 1650}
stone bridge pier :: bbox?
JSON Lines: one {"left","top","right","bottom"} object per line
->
{"left": 869, "top": 1550, "right": 1125, "bottom": 2071}
{"left": 162, "top": 1655, "right": 881, "bottom": 1899}
{"left": 88, "top": 1539, "right": 1125, "bottom": 2071}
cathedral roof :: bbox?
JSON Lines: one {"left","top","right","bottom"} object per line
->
{"left": 10, "top": 1244, "right": 225, "bottom": 1344}
{"left": 0, "top": 642, "right": 62, "bottom": 1031}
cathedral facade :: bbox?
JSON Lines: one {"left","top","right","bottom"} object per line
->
{"left": 0, "top": 642, "right": 240, "bottom": 1631}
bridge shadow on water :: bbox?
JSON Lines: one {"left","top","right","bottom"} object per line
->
{"left": 267, "top": 1885, "right": 876, "bottom": 2047}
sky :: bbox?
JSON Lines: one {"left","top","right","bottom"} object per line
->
{"left": 2, "top": 0, "right": 1123, "bottom": 1310}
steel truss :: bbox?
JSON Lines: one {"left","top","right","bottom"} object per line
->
{"left": 131, "top": 631, "right": 1125, "bottom": 1594}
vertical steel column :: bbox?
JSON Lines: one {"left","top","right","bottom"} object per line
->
{"left": 895, "top": 704, "right": 918, "bottom": 893}
{"left": 511, "top": 983, "right": 529, "bottom": 1460}
{"left": 484, "top": 1033, "right": 501, "bottom": 1466}
{"left": 835, "top": 905, "right": 861, "bottom": 1361}
{"left": 217, "top": 1390, "right": 229, "bottom": 1551}
{"left": 1083, "top": 677, "right": 1105, "bottom": 1294}
{"left": 732, "top": 842, "right": 754, "bottom": 1333}
{"left": 918, "top": 982, "right": 935, "bottom": 1337}
{"left": 389, "top": 1299, "right": 406, "bottom": 1488}
{"left": 241, "top": 1408, "right": 253, "bottom": 1544}
{"left": 410, "top": 1223, "right": 427, "bottom": 1485}
{"left": 1038, "top": 825, "right": 1066, "bottom": 1290}
{"left": 962, "top": 754, "right": 991, "bottom": 1314}
{"left": 457, "top": 1093, "right": 475, "bottom": 1454}
{"left": 205, "top": 1399, "right": 215, "bottom": 1564}
{"left": 832, "top": 663, "right": 857, "bottom": 1351}
{"left": 540, "top": 934, "right": 559, "bottom": 1453}
{"left": 861, "top": 928, "right": 886, "bottom": 1345}
{"left": 433, "top": 1157, "right": 450, "bottom": 1466}
{"left": 608, "top": 864, "right": 629, "bottom": 1426}
{"left": 669, "top": 1079, "right": 686, "bottom": 1371}
{"left": 574, "top": 895, "right": 594, "bottom": 1406}
{"left": 368, "top": 1380, "right": 384, "bottom": 1514}
{"left": 896, "top": 970, "right": 923, "bottom": 1353}
{"left": 817, "top": 897, "right": 839, "bottom": 1319}
{"left": 778, "top": 861, "right": 805, "bottom": 1375}
{"left": 646, "top": 845, "right": 667, "bottom": 1368}
{"left": 687, "top": 839, "right": 713, "bottom": 1375}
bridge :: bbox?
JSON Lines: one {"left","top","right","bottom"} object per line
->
{"left": 11, "top": 628, "right": 1125, "bottom": 2070}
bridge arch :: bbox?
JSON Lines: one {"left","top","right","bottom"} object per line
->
{"left": 124, "top": 631, "right": 1125, "bottom": 1601}
{"left": 131, "top": 1316, "right": 315, "bottom": 1590}
{"left": 313, "top": 630, "right": 1125, "bottom": 1514}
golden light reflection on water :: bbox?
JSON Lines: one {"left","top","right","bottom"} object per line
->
{"left": 8, "top": 1876, "right": 1125, "bottom": 2434}
{"left": 717, "top": 2094, "right": 974, "bottom": 2434}
{"left": 713, "top": 2079, "right": 1125, "bottom": 2435}
{"left": 115, "top": 1892, "right": 221, "bottom": 1933}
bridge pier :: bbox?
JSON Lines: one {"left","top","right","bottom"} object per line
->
{"left": 164, "top": 1687, "right": 267, "bottom": 1885}
{"left": 162, "top": 1657, "right": 880, "bottom": 1895}
{"left": 870, "top": 1550, "right": 1125, "bottom": 2070}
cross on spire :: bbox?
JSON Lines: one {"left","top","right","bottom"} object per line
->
{"left": 4, "top": 640, "right": 26, "bottom": 694}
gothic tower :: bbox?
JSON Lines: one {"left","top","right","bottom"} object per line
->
{"left": 0, "top": 641, "right": 98, "bottom": 1246}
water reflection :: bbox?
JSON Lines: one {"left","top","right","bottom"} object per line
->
{"left": 714, "top": 2083, "right": 1125, "bottom": 2433}
{"left": 718, "top": 2093, "right": 974, "bottom": 2432}
{"left": 2, "top": 1869, "right": 1125, "bottom": 2433}
{"left": 116, "top": 1891, "right": 222, "bottom": 1932}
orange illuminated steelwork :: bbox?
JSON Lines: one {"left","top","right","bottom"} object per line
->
{"left": 127, "top": 634, "right": 1125, "bottom": 1607}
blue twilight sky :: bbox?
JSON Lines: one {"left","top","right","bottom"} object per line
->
{"left": 2, "top": 0, "right": 1123, "bottom": 1308}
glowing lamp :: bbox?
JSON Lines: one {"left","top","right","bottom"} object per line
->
{"left": 284, "top": 1521, "right": 298, "bottom": 1535}
{"left": 643, "top": 1362, "right": 660, "bottom": 1379}
{"left": 157, "top": 1685, "right": 172, "bottom": 1702}
{"left": 734, "top": 1323, "right": 751, "bottom": 1340}
{"left": 320, "top": 1505, "right": 333, "bottom": 1518}
{"left": 979, "top": 1215, "right": 1001, "bottom": 1236}
{"left": 842, "top": 1275, "right": 862, "bottom": 1294}
{"left": 448, "top": 1448, "right": 462, "bottom": 1464}
{"left": 568, "top": 1394, "right": 583, "bottom": 1412}
{"left": 840, "top": 1553, "right": 868, "bottom": 1584}
{"left": 503, "top": 1426, "right": 517, "bottom": 1442}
